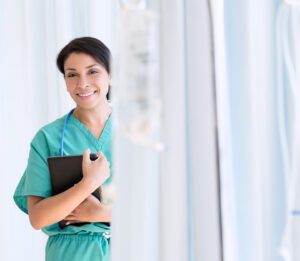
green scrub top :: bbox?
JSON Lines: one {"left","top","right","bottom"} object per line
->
{"left": 13, "top": 112, "right": 112, "bottom": 237}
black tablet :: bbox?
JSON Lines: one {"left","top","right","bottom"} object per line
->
{"left": 47, "top": 154, "right": 101, "bottom": 228}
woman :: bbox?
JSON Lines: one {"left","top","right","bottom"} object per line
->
{"left": 14, "top": 37, "right": 113, "bottom": 261}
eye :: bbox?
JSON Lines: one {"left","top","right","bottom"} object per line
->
{"left": 89, "top": 69, "right": 99, "bottom": 75}
{"left": 66, "top": 73, "right": 77, "bottom": 78}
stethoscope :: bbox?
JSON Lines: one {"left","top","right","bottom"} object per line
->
{"left": 60, "top": 108, "right": 75, "bottom": 156}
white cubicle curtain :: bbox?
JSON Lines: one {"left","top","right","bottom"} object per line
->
{"left": 111, "top": 0, "right": 223, "bottom": 260}
{"left": 277, "top": 1, "right": 300, "bottom": 261}
{"left": 220, "top": 0, "right": 285, "bottom": 261}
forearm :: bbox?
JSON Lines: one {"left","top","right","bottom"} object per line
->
{"left": 29, "top": 179, "right": 95, "bottom": 229}
{"left": 96, "top": 205, "right": 112, "bottom": 222}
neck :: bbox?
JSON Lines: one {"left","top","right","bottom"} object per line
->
{"left": 73, "top": 102, "right": 111, "bottom": 127}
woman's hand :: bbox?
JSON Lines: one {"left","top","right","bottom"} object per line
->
{"left": 64, "top": 195, "right": 112, "bottom": 224}
{"left": 82, "top": 149, "right": 110, "bottom": 191}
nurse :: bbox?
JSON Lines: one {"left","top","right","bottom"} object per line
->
{"left": 14, "top": 37, "right": 113, "bottom": 261}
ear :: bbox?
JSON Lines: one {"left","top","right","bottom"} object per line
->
{"left": 64, "top": 75, "right": 69, "bottom": 92}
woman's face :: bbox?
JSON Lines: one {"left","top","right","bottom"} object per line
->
{"left": 64, "top": 52, "right": 111, "bottom": 110}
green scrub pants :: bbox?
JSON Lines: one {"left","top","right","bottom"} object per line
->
{"left": 46, "top": 234, "right": 110, "bottom": 261}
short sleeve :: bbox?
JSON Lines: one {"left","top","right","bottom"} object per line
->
{"left": 13, "top": 130, "right": 52, "bottom": 214}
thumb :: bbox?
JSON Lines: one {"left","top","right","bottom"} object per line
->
{"left": 83, "top": 149, "right": 91, "bottom": 164}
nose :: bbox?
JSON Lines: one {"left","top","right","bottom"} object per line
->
{"left": 76, "top": 75, "right": 90, "bottom": 89}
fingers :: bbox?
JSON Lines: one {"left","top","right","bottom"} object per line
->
{"left": 95, "top": 152, "right": 109, "bottom": 167}
{"left": 83, "top": 150, "right": 107, "bottom": 162}
{"left": 97, "top": 151, "right": 109, "bottom": 164}
{"left": 65, "top": 220, "right": 80, "bottom": 225}
{"left": 84, "top": 150, "right": 106, "bottom": 163}
{"left": 65, "top": 214, "right": 77, "bottom": 220}
{"left": 88, "top": 194, "right": 98, "bottom": 200}
{"left": 96, "top": 151, "right": 104, "bottom": 161}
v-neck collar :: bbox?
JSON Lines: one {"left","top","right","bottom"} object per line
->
{"left": 69, "top": 113, "right": 111, "bottom": 147}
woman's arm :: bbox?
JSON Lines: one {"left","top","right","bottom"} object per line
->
{"left": 64, "top": 194, "right": 112, "bottom": 224}
{"left": 28, "top": 150, "right": 110, "bottom": 230}
{"left": 28, "top": 179, "right": 95, "bottom": 229}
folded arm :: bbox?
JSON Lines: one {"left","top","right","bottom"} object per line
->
{"left": 28, "top": 149, "right": 110, "bottom": 230}
{"left": 64, "top": 194, "right": 112, "bottom": 224}
{"left": 28, "top": 179, "right": 96, "bottom": 230}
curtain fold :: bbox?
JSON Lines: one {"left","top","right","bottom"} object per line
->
{"left": 221, "top": 0, "right": 285, "bottom": 260}
{"left": 277, "top": 1, "right": 300, "bottom": 260}
{"left": 112, "top": 0, "right": 222, "bottom": 260}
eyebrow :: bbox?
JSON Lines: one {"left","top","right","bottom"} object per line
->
{"left": 65, "top": 64, "right": 99, "bottom": 71}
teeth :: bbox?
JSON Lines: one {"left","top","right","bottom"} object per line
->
{"left": 78, "top": 91, "right": 95, "bottom": 97}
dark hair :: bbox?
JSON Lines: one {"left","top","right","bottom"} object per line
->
{"left": 56, "top": 37, "right": 111, "bottom": 99}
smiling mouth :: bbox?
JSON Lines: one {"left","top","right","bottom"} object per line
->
{"left": 77, "top": 91, "right": 97, "bottom": 97}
